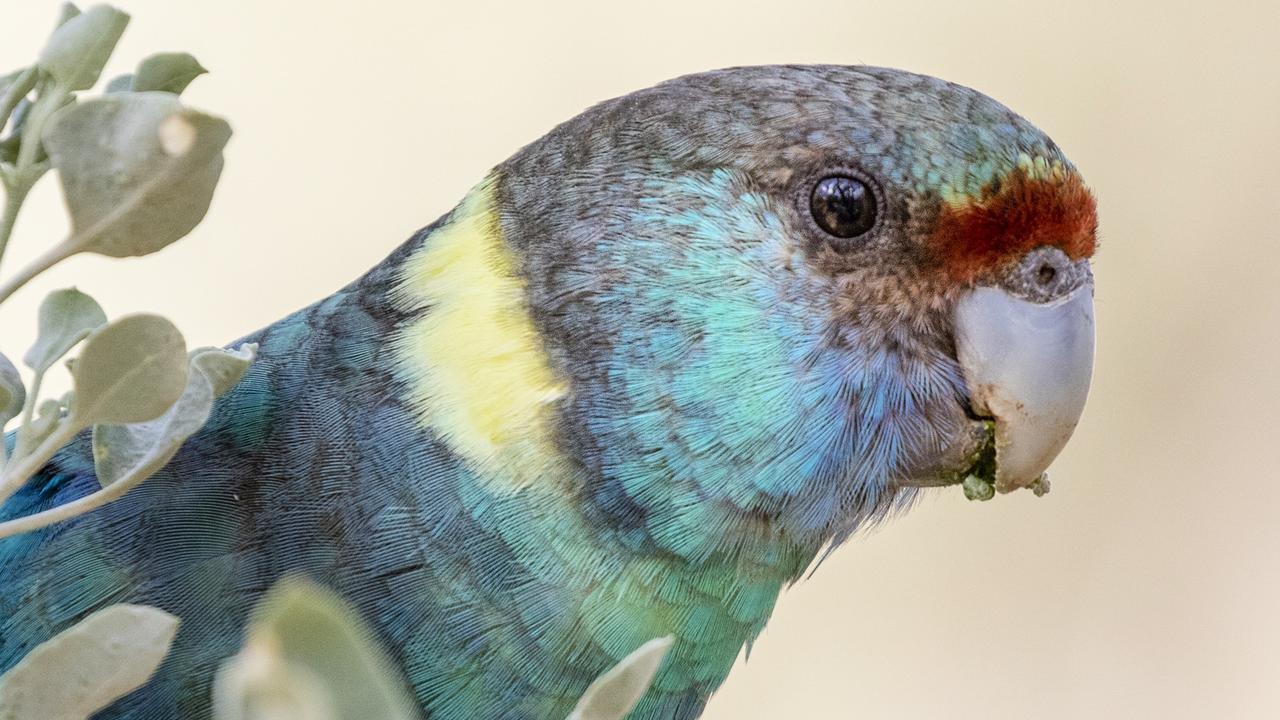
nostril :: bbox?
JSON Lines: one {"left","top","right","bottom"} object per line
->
{"left": 1005, "top": 248, "right": 1079, "bottom": 302}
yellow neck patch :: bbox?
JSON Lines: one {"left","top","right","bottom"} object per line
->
{"left": 391, "top": 177, "right": 568, "bottom": 488}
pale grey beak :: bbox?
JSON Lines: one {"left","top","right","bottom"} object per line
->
{"left": 953, "top": 282, "right": 1095, "bottom": 493}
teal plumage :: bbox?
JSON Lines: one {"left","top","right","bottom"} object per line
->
{"left": 0, "top": 65, "right": 1097, "bottom": 719}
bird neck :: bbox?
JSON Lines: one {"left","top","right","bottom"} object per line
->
{"left": 215, "top": 177, "right": 827, "bottom": 713}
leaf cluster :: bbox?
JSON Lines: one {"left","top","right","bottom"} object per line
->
{"left": 0, "top": 6, "right": 670, "bottom": 720}
{"left": 0, "top": 5, "right": 257, "bottom": 716}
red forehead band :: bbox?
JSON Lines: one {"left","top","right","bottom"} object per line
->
{"left": 930, "top": 166, "right": 1097, "bottom": 283}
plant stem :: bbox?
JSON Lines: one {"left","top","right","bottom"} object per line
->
{"left": 0, "top": 418, "right": 80, "bottom": 507}
{"left": 11, "top": 367, "right": 46, "bottom": 460}
{"left": 0, "top": 66, "right": 36, "bottom": 135}
{"left": 0, "top": 238, "right": 73, "bottom": 305}
{"left": 0, "top": 465, "right": 132, "bottom": 539}
{"left": 0, "top": 76, "right": 64, "bottom": 276}
{"left": 0, "top": 436, "right": 169, "bottom": 539}
{"left": 0, "top": 178, "right": 31, "bottom": 271}
{"left": 15, "top": 80, "right": 65, "bottom": 170}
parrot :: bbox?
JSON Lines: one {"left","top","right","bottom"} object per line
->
{"left": 0, "top": 65, "right": 1098, "bottom": 719}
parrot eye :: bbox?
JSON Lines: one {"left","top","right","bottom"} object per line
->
{"left": 809, "top": 175, "right": 877, "bottom": 240}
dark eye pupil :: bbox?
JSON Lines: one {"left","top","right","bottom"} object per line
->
{"left": 810, "top": 175, "right": 876, "bottom": 239}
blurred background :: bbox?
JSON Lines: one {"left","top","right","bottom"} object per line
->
{"left": 2, "top": 0, "right": 1278, "bottom": 717}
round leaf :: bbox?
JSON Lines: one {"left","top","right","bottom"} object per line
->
{"left": 104, "top": 73, "right": 133, "bottom": 93}
{"left": 189, "top": 343, "right": 256, "bottom": 396}
{"left": 70, "top": 314, "right": 188, "bottom": 426}
{"left": 92, "top": 359, "right": 211, "bottom": 488}
{"left": 90, "top": 342, "right": 255, "bottom": 488}
{"left": 42, "top": 93, "right": 232, "bottom": 258}
{"left": 0, "top": 604, "right": 177, "bottom": 720}
{"left": 568, "top": 637, "right": 673, "bottom": 720}
{"left": 213, "top": 645, "right": 338, "bottom": 720}
{"left": 215, "top": 579, "right": 419, "bottom": 720}
{"left": 0, "top": 352, "right": 26, "bottom": 427}
{"left": 37, "top": 5, "right": 130, "bottom": 92}
{"left": 133, "top": 52, "right": 207, "bottom": 95}
{"left": 24, "top": 287, "right": 107, "bottom": 372}
{"left": 53, "top": 3, "right": 82, "bottom": 30}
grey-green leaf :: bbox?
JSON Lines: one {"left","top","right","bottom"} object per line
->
{"left": 189, "top": 344, "right": 256, "bottom": 396}
{"left": 24, "top": 287, "right": 107, "bottom": 372}
{"left": 0, "top": 604, "right": 177, "bottom": 720}
{"left": 37, "top": 5, "right": 130, "bottom": 92}
{"left": 42, "top": 93, "right": 232, "bottom": 258}
{"left": 0, "top": 353, "right": 26, "bottom": 428}
{"left": 22, "top": 398, "right": 65, "bottom": 450}
{"left": 93, "top": 343, "right": 255, "bottom": 487}
{"left": 54, "top": 3, "right": 82, "bottom": 29}
{"left": 133, "top": 52, "right": 206, "bottom": 95}
{"left": 70, "top": 314, "right": 188, "bottom": 426}
{"left": 214, "top": 650, "right": 338, "bottom": 720}
{"left": 0, "top": 68, "right": 34, "bottom": 164}
{"left": 0, "top": 70, "right": 18, "bottom": 104}
{"left": 104, "top": 73, "right": 133, "bottom": 93}
{"left": 213, "top": 579, "right": 419, "bottom": 720}
{"left": 568, "top": 637, "right": 673, "bottom": 720}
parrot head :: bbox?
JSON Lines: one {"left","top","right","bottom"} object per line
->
{"left": 402, "top": 65, "right": 1096, "bottom": 560}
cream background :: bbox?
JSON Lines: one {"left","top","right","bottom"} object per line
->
{"left": 2, "top": 1, "right": 1278, "bottom": 717}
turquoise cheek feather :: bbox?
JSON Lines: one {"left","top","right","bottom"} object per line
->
{"left": 554, "top": 166, "right": 966, "bottom": 557}
{"left": 595, "top": 170, "right": 860, "bottom": 551}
